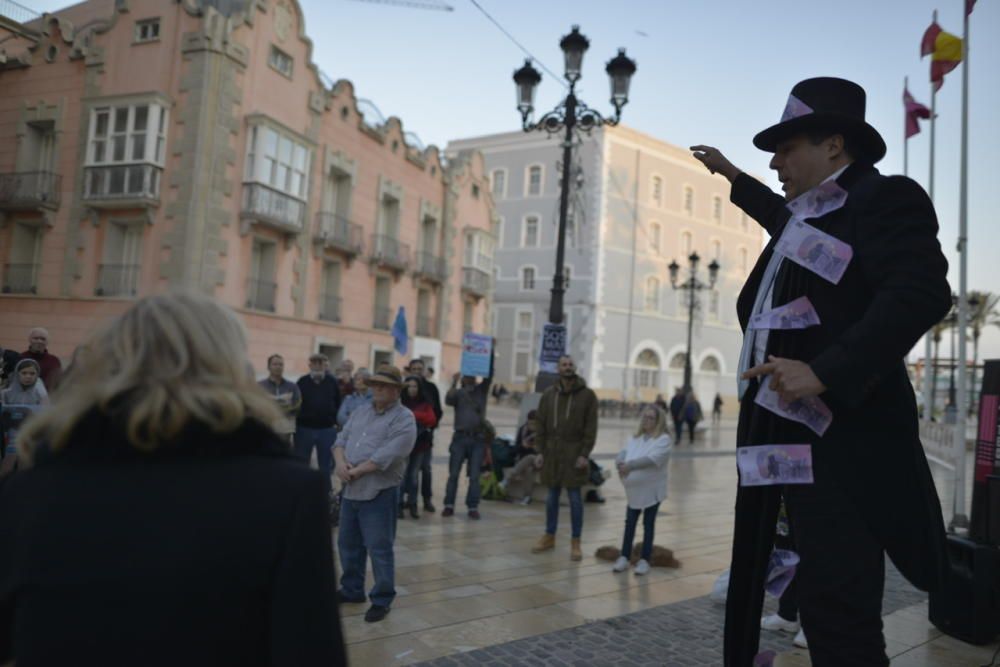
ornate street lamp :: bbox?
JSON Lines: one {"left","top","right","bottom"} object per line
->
{"left": 513, "top": 26, "right": 636, "bottom": 389}
{"left": 669, "top": 252, "right": 720, "bottom": 391}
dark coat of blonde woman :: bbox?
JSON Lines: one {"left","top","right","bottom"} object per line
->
{"left": 0, "top": 293, "right": 346, "bottom": 666}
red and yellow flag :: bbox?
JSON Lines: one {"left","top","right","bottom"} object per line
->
{"left": 921, "top": 22, "right": 963, "bottom": 92}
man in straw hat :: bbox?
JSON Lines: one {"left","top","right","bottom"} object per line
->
{"left": 332, "top": 364, "right": 416, "bottom": 623}
{"left": 691, "top": 77, "right": 951, "bottom": 666}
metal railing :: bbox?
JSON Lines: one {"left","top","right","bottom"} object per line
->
{"left": 415, "top": 251, "right": 446, "bottom": 282}
{"left": 0, "top": 172, "right": 61, "bottom": 209}
{"left": 241, "top": 182, "right": 306, "bottom": 232}
{"left": 246, "top": 278, "right": 277, "bottom": 312}
{"left": 416, "top": 315, "right": 434, "bottom": 337}
{"left": 2, "top": 263, "right": 37, "bottom": 294}
{"left": 84, "top": 164, "right": 161, "bottom": 201}
{"left": 461, "top": 266, "right": 491, "bottom": 296}
{"left": 319, "top": 294, "right": 342, "bottom": 322}
{"left": 95, "top": 263, "right": 140, "bottom": 297}
{"left": 370, "top": 234, "right": 410, "bottom": 270}
{"left": 0, "top": 0, "right": 40, "bottom": 25}
{"left": 373, "top": 306, "right": 391, "bottom": 331}
{"left": 315, "top": 212, "right": 363, "bottom": 255}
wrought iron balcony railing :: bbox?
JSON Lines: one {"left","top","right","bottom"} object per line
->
{"left": 414, "top": 251, "right": 447, "bottom": 283}
{"left": 461, "top": 266, "right": 491, "bottom": 297}
{"left": 84, "top": 164, "right": 161, "bottom": 202}
{"left": 2, "top": 263, "right": 38, "bottom": 294}
{"left": 246, "top": 278, "right": 277, "bottom": 312}
{"left": 370, "top": 234, "right": 410, "bottom": 271}
{"left": 0, "top": 171, "right": 61, "bottom": 209}
{"left": 315, "top": 212, "right": 363, "bottom": 256}
{"left": 95, "top": 263, "right": 140, "bottom": 297}
{"left": 319, "top": 294, "right": 342, "bottom": 323}
{"left": 241, "top": 182, "right": 306, "bottom": 233}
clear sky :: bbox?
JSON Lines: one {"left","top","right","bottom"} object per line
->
{"left": 31, "top": 0, "right": 1000, "bottom": 361}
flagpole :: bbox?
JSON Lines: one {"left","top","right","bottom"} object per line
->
{"left": 923, "top": 11, "right": 937, "bottom": 423}
{"left": 904, "top": 76, "right": 910, "bottom": 177}
{"left": 951, "top": 0, "right": 972, "bottom": 530}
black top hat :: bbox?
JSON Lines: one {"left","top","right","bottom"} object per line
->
{"left": 753, "top": 77, "right": 886, "bottom": 164}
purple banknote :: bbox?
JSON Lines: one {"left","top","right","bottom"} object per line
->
{"left": 754, "top": 381, "right": 833, "bottom": 437}
{"left": 775, "top": 219, "right": 853, "bottom": 285}
{"left": 737, "top": 444, "right": 814, "bottom": 487}
{"left": 748, "top": 295, "right": 820, "bottom": 331}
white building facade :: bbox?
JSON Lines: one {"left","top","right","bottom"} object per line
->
{"left": 447, "top": 125, "right": 764, "bottom": 404}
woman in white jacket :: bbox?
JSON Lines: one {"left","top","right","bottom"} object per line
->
{"left": 613, "top": 405, "right": 673, "bottom": 575}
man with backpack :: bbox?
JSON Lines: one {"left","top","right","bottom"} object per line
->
{"left": 442, "top": 343, "right": 495, "bottom": 520}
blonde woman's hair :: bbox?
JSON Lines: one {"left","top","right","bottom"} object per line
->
{"left": 17, "top": 292, "right": 283, "bottom": 461}
{"left": 634, "top": 404, "right": 670, "bottom": 438}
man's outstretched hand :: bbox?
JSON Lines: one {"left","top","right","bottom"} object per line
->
{"left": 690, "top": 145, "right": 741, "bottom": 183}
{"left": 742, "top": 355, "right": 826, "bottom": 402}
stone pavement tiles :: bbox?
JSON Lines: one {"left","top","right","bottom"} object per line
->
{"left": 412, "top": 564, "right": 928, "bottom": 667}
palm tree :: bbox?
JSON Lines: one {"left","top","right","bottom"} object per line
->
{"left": 968, "top": 291, "right": 1000, "bottom": 414}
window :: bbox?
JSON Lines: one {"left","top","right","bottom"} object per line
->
{"left": 523, "top": 215, "right": 539, "bottom": 247}
{"left": 319, "top": 261, "right": 342, "bottom": 322}
{"left": 3, "top": 223, "right": 42, "bottom": 293}
{"left": 650, "top": 222, "right": 661, "bottom": 254}
{"left": 701, "top": 355, "right": 721, "bottom": 372}
{"left": 248, "top": 239, "right": 278, "bottom": 311}
{"left": 463, "top": 301, "right": 474, "bottom": 333}
{"left": 491, "top": 169, "right": 507, "bottom": 199}
{"left": 712, "top": 196, "right": 723, "bottom": 223}
{"left": 712, "top": 239, "right": 722, "bottom": 261}
{"left": 651, "top": 175, "right": 663, "bottom": 206}
{"left": 471, "top": 183, "right": 480, "bottom": 199}
{"left": 85, "top": 103, "right": 168, "bottom": 199}
{"left": 634, "top": 349, "right": 661, "bottom": 388}
{"left": 708, "top": 290, "right": 720, "bottom": 320}
{"left": 526, "top": 165, "right": 542, "bottom": 196}
{"left": 669, "top": 352, "right": 687, "bottom": 369}
{"left": 740, "top": 247, "right": 749, "bottom": 274}
{"left": 373, "top": 276, "right": 391, "bottom": 329}
{"left": 268, "top": 46, "right": 293, "bottom": 77}
{"left": 97, "top": 222, "right": 142, "bottom": 297}
{"left": 416, "top": 288, "right": 432, "bottom": 335}
{"left": 681, "top": 231, "right": 693, "bottom": 255}
{"left": 134, "top": 18, "right": 160, "bottom": 43}
{"left": 521, "top": 267, "right": 535, "bottom": 290}
{"left": 683, "top": 186, "right": 694, "bottom": 215}
{"left": 245, "top": 126, "right": 311, "bottom": 200}
{"left": 322, "top": 168, "right": 352, "bottom": 219}
{"left": 464, "top": 231, "right": 494, "bottom": 270}
{"left": 518, "top": 311, "right": 533, "bottom": 331}
{"left": 645, "top": 276, "right": 660, "bottom": 312}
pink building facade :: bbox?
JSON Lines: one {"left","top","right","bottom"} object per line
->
{"left": 0, "top": 0, "right": 496, "bottom": 376}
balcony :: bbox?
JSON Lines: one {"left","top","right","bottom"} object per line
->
{"left": 369, "top": 234, "right": 410, "bottom": 272}
{"left": 0, "top": 172, "right": 61, "bottom": 211}
{"left": 416, "top": 315, "right": 434, "bottom": 337}
{"left": 83, "top": 164, "right": 161, "bottom": 207}
{"left": 413, "top": 251, "right": 447, "bottom": 284}
{"left": 95, "top": 263, "right": 140, "bottom": 297}
{"left": 241, "top": 183, "right": 306, "bottom": 234}
{"left": 314, "top": 212, "right": 363, "bottom": 258}
{"left": 319, "top": 294, "right": 342, "bottom": 323}
{"left": 2, "top": 263, "right": 38, "bottom": 294}
{"left": 461, "top": 266, "right": 491, "bottom": 298}
{"left": 373, "top": 306, "right": 391, "bottom": 331}
{"left": 246, "top": 278, "right": 277, "bottom": 312}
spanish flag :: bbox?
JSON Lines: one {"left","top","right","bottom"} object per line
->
{"left": 920, "top": 22, "right": 962, "bottom": 92}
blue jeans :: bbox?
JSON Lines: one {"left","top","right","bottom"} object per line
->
{"left": 545, "top": 486, "right": 583, "bottom": 538}
{"left": 294, "top": 425, "right": 336, "bottom": 482}
{"left": 337, "top": 487, "right": 397, "bottom": 607}
{"left": 444, "top": 432, "right": 484, "bottom": 510}
{"left": 621, "top": 502, "right": 660, "bottom": 561}
{"left": 403, "top": 449, "right": 432, "bottom": 506}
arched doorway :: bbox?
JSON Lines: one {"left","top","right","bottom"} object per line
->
{"left": 633, "top": 348, "right": 662, "bottom": 401}
{"left": 696, "top": 355, "right": 722, "bottom": 407}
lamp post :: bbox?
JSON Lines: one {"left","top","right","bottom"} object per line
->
{"left": 513, "top": 26, "right": 636, "bottom": 389}
{"left": 668, "top": 252, "right": 720, "bottom": 391}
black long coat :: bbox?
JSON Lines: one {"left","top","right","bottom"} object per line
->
{"left": 723, "top": 164, "right": 951, "bottom": 666}
{"left": 0, "top": 412, "right": 346, "bottom": 666}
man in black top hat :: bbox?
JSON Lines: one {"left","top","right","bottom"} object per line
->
{"left": 692, "top": 77, "right": 951, "bottom": 666}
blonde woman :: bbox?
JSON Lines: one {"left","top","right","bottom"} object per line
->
{"left": 0, "top": 293, "right": 346, "bottom": 666}
{"left": 613, "top": 405, "right": 673, "bottom": 575}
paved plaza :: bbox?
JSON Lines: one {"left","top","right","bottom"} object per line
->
{"left": 336, "top": 403, "right": 997, "bottom": 666}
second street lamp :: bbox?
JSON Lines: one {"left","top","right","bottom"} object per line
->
{"left": 513, "top": 26, "right": 636, "bottom": 389}
{"left": 669, "top": 252, "right": 720, "bottom": 392}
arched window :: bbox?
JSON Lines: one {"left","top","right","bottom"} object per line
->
{"left": 712, "top": 195, "right": 723, "bottom": 223}
{"left": 669, "top": 352, "right": 687, "bottom": 369}
{"left": 634, "top": 348, "right": 661, "bottom": 388}
{"left": 650, "top": 222, "right": 662, "bottom": 254}
{"left": 651, "top": 175, "right": 663, "bottom": 206}
{"left": 523, "top": 216, "right": 539, "bottom": 247}
{"left": 645, "top": 276, "right": 660, "bottom": 311}
{"left": 700, "top": 355, "right": 721, "bottom": 372}
{"left": 491, "top": 168, "right": 507, "bottom": 198}
{"left": 683, "top": 186, "right": 694, "bottom": 215}
{"left": 681, "top": 231, "right": 693, "bottom": 255}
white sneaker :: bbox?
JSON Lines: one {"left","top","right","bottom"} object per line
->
{"left": 519, "top": 496, "right": 532, "bottom": 505}
{"left": 793, "top": 628, "right": 808, "bottom": 648}
{"left": 760, "top": 613, "right": 800, "bottom": 634}
{"left": 634, "top": 559, "right": 651, "bottom": 576}
{"left": 612, "top": 556, "right": 629, "bottom": 572}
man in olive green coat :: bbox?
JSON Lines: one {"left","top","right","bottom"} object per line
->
{"left": 531, "top": 355, "right": 599, "bottom": 561}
